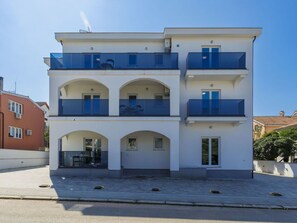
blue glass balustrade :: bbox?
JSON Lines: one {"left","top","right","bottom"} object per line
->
{"left": 120, "top": 99, "right": 170, "bottom": 116}
{"left": 50, "top": 53, "right": 178, "bottom": 70}
{"left": 59, "top": 151, "right": 108, "bottom": 168}
{"left": 59, "top": 99, "right": 109, "bottom": 116}
{"left": 188, "top": 99, "right": 245, "bottom": 116}
{"left": 187, "top": 52, "right": 246, "bottom": 69}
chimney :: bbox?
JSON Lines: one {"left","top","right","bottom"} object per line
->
{"left": 279, "top": 110, "right": 285, "bottom": 117}
{"left": 0, "top": 76, "right": 3, "bottom": 91}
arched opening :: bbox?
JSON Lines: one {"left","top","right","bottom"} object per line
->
{"left": 121, "top": 131, "right": 170, "bottom": 175}
{"left": 59, "top": 79, "right": 109, "bottom": 116}
{"left": 59, "top": 130, "right": 108, "bottom": 169}
{"left": 119, "top": 79, "right": 170, "bottom": 116}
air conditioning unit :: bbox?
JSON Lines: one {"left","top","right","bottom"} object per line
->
{"left": 26, "top": 129, "right": 32, "bottom": 136}
{"left": 164, "top": 87, "right": 170, "bottom": 96}
{"left": 164, "top": 38, "right": 171, "bottom": 52}
{"left": 15, "top": 113, "right": 22, "bottom": 119}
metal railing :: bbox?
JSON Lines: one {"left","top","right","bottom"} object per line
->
{"left": 59, "top": 151, "right": 108, "bottom": 168}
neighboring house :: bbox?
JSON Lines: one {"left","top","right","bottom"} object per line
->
{"left": 44, "top": 27, "right": 261, "bottom": 178}
{"left": 36, "top": 101, "right": 49, "bottom": 149}
{"left": 36, "top": 101, "right": 49, "bottom": 124}
{"left": 0, "top": 77, "right": 45, "bottom": 150}
{"left": 253, "top": 111, "right": 297, "bottom": 139}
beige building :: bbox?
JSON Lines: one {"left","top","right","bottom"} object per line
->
{"left": 253, "top": 111, "right": 297, "bottom": 139}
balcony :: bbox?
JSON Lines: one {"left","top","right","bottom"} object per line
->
{"left": 185, "top": 52, "right": 248, "bottom": 82}
{"left": 120, "top": 99, "right": 170, "bottom": 116}
{"left": 59, "top": 151, "right": 108, "bottom": 168}
{"left": 58, "top": 99, "right": 109, "bottom": 116}
{"left": 186, "top": 99, "right": 246, "bottom": 125}
{"left": 50, "top": 53, "right": 178, "bottom": 70}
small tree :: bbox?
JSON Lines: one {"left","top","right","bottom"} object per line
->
{"left": 274, "top": 128, "right": 297, "bottom": 162}
{"left": 254, "top": 132, "right": 279, "bottom": 160}
{"left": 254, "top": 128, "right": 297, "bottom": 162}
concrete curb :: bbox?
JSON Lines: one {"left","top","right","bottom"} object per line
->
{"left": 0, "top": 195, "right": 297, "bottom": 210}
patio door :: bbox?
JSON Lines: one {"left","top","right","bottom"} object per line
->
{"left": 83, "top": 94, "right": 100, "bottom": 115}
{"left": 128, "top": 95, "right": 137, "bottom": 107}
{"left": 202, "top": 90, "right": 220, "bottom": 115}
{"left": 202, "top": 47, "right": 220, "bottom": 68}
{"left": 84, "top": 138, "right": 101, "bottom": 166}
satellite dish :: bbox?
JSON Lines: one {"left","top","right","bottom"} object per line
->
{"left": 80, "top": 11, "right": 92, "bottom": 32}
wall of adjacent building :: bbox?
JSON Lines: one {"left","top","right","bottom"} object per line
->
{"left": 0, "top": 93, "right": 44, "bottom": 150}
{"left": 0, "top": 149, "right": 49, "bottom": 170}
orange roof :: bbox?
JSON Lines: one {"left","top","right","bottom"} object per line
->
{"left": 275, "top": 121, "right": 297, "bottom": 130}
{"left": 254, "top": 116, "right": 297, "bottom": 126}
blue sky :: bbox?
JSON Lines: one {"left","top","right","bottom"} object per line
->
{"left": 0, "top": 0, "right": 296, "bottom": 116}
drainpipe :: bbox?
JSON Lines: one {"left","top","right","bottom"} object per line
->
{"left": 251, "top": 36, "right": 257, "bottom": 179}
{"left": 0, "top": 112, "right": 4, "bottom": 148}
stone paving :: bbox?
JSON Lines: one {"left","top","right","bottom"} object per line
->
{"left": 0, "top": 166, "right": 297, "bottom": 208}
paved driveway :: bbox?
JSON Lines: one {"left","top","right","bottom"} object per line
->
{"left": 0, "top": 166, "right": 297, "bottom": 208}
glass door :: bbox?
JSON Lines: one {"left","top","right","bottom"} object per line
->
{"left": 83, "top": 94, "right": 100, "bottom": 115}
{"left": 128, "top": 95, "right": 137, "bottom": 107}
{"left": 84, "top": 138, "right": 101, "bottom": 166}
{"left": 202, "top": 90, "right": 220, "bottom": 115}
{"left": 83, "top": 95, "right": 92, "bottom": 114}
{"left": 202, "top": 47, "right": 220, "bottom": 68}
{"left": 93, "top": 95, "right": 101, "bottom": 115}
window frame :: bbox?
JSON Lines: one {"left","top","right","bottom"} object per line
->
{"left": 8, "top": 126, "right": 22, "bottom": 139}
{"left": 153, "top": 137, "right": 164, "bottom": 151}
{"left": 127, "top": 137, "right": 137, "bottom": 151}
{"left": 8, "top": 100, "right": 23, "bottom": 115}
{"left": 201, "top": 137, "right": 220, "bottom": 167}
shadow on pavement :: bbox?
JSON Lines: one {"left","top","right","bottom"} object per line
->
{"left": 56, "top": 200, "right": 297, "bottom": 222}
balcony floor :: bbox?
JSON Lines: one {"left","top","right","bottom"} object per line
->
{"left": 185, "top": 69, "right": 248, "bottom": 82}
{"left": 186, "top": 116, "right": 247, "bottom": 125}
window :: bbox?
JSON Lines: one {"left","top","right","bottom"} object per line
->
{"left": 154, "top": 138, "right": 163, "bottom": 150}
{"left": 202, "top": 137, "right": 219, "bottom": 166}
{"left": 8, "top": 100, "right": 23, "bottom": 114}
{"left": 129, "top": 55, "right": 137, "bottom": 66}
{"left": 127, "top": 138, "right": 137, "bottom": 150}
{"left": 8, "top": 126, "right": 22, "bottom": 139}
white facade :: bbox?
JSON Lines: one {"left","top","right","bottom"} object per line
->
{"left": 45, "top": 28, "right": 261, "bottom": 178}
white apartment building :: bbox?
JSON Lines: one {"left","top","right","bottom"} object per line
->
{"left": 45, "top": 28, "right": 261, "bottom": 178}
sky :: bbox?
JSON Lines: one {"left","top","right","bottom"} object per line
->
{"left": 0, "top": 0, "right": 296, "bottom": 116}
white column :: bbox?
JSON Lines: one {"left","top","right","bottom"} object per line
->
{"left": 49, "top": 123, "right": 59, "bottom": 171}
{"left": 169, "top": 77, "right": 180, "bottom": 116}
{"left": 169, "top": 129, "right": 180, "bottom": 171}
{"left": 108, "top": 137, "right": 121, "bottom": 170}
{"left": 49, "top": 77, "right": 59, "bottom": 116}
{"left": 108, "top": 86, "right": 119, "bottom": 116}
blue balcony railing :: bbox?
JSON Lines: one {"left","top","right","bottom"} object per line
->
{"left": 50, "top": 53, "right": 178, "bottom": 70}
{"left": 59, "top": 99, "right": 109, "bottom": 116}
{"left": 187, "top": 99, "right": 245, "bottom": 116}
{"left": 187, "top": 52, "right": 246, "bottom": 69}
{"left": 59, "top": 151, "right": 108, "bottom": 168}
{"left": 120, "top": 99, "right": 170, "bottom": 116}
